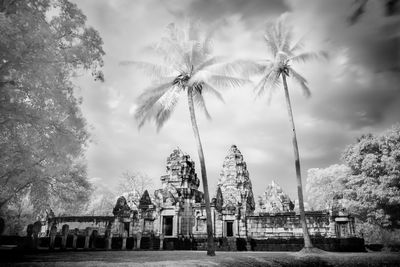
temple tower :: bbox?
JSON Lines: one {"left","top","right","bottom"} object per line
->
{"left": 215, "top": 145, "right": 255, "bottom": 238}
{"left": 217, "top": 145, "right": 255, "bottom": 214}
{"left": 257, "top": 180, "right": 294, "bottom": 213}
{"left": 154, "top": 148, "right": 204, "bottom": 238}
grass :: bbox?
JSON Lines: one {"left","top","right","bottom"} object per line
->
{"left": 1, "top": 250, "right": 400, "bottom": 266}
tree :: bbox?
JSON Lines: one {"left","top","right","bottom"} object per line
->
{"left": 117, "top": 171, "right": 154, "bottom": 208}
{"left": 85, "top": 183, "right": 116, "bottom": 216}
{"left": 306, "top": 164, "right": 351, "bottom": 210}
{"left": 0, "top": 0, "right": 104, "bottom": 216}
{"left": 306, "top": 125, "right": 400, "bottom": 244}
{"left": 252, "top": 15, "right": 326, "bottom": 250}
{"left": 124, "top": 21, "right": 248, "bottom": 256}
{"left": 342, "top": 125, "right": 400, "bottom": 228}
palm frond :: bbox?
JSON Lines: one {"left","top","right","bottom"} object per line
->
{"left": 193, "top": 56, "right": 226, "bottom": 73}
{"left": 120, "top": 61, "right": 175, "bottom": 81}
{"left": 202, "top": 19, "right": 225, "bottom": 55}
{"left": 154, "top": 87, "right": 181, "bottom": 131}
{"left": 134, "top": 82, "right": 175, "bottom": 129}
{"left": 288, "top": 68, "right": 311, "bottom": 97}
{"left": 254, "top": 69, "right": 281, "bottom": 101}
{"left": 202, "top": 82, "right": 225, "bottom": 103}
{"left": 289, "top": 35, "right": 306, "bottom": 54}
{"left": 207, "top": 75, "right": 250, "bottom": 89}
{"left": 264, "top": 31, "right": 278, "bottom": 57}
{"left": 192, "top": 89, "right": 211, "bottom": 120}
{"left": 213, "top": 59, "right": 270, "bottom": 78}
{"left": 289, "top": 51, "right": 328, "bottom": 64}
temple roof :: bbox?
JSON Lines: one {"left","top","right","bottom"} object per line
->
{"left": 217, "top": 145, "right": 255, "bottom": 213}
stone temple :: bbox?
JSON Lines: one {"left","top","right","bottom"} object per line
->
{"left": 36, "top": 145, "right": 361, "bottom": 251}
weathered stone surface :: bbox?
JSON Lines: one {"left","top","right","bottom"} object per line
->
{"left": 217, "top": 145, "right": 255, "bottom": 213}
{"left": 155, "top": 148, "right": 203, "bottom": 206}
{"left": 139, "top": 190, "right": 153, "bottom": 210}
{"left": 112, "top": 196, "right": 132, "bottom": 217}
{"left": 257, "top": 181, "right": 294, "bottom": 213}
{"left": 162, "top": 148, "right": 199, "bottom": 190}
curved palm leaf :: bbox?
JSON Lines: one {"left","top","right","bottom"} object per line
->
{"left": 192, "top": 89, "right": 211, "bottom": 120}
{"left": 288, "top": 68, "right": 311, "bottom": 97}
{"left": 120, "top": 61, "right": 175, "bottom": 81}
{"left": 134, "top": 82, "right": 174, "bottom": 128}
{"left": 202, "top": 82, "right": 225, "bottom": 103}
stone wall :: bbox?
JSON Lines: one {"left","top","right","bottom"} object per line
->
{"left": 247, "top": 211, "right": 332, "bottom": 239}
{"left": 47, "top": 216, "right": 114, "bottom": 235}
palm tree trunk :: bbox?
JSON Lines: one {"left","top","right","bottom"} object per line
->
{"left": 282, "top": 74, "right": 313, "bottom": 249}
{"left": 187, "top": 87, "right": 216, "bottom": 256}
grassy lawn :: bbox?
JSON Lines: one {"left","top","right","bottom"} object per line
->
{"left": 1, "top": 250, "right": 400, "bottom": 266}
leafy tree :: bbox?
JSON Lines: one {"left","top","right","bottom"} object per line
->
{"left": 306, "top": 164, "right": 351, "bottom": 210}
{"left": 85, "top": 183, "right": 116, "bottom": 216}
{"left": 117, "top": 171, "right": 154, "bottom": 208}
{"left": 342, "top": 125, "right": 400, "bottom": 228}
{"left": 252, "top": 15, "right": 326, "bottom": 249}
{"left": 0, "top": 0, "right": 104, "bottom": 216}
{"left": 306, "top": 125, "right": 400, "bottom": 244}
{"left": 124, "top": 21, "right": 248, "bottom": 256}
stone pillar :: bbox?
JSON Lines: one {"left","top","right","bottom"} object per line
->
{"left": 173, "top": 208, "right": 179, "bottom": 237}
{"left": 159, "top": 233, "right": 164, "bottom": 250}
{"left": 72, "top": 228, "right": 79, "bottom": 250}
{"left": 26, "top": 224, "right": 34, "bottom": 249}
{"left": 105, "top": 228, "right": 112, "bottom": 250}
{"left": 84, "top": 227, "right": 91, "bottom": 250}
{"left": 49, "top": 225, "right": 57, "bottom": 250}
{"left": 246, "top": 237, "right": 252, "bottom": 251}
{"left": 33, "top": 221, "right": 42, "bottom": 249}
{"left": 61, "top": 224, "right": 69, "bottom": 250}
{"left": 121, "top": 230, "right": 128, "bottom": 250}
{"left": 136, "top": 232, "right": 142, "bottom": 250}
{"left": 91, "top": 230, "right": 98, "bottom": 249}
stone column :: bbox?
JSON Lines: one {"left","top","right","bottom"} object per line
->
{"left": 105, "top": 228, "right": 112, "bottom": 250}
{"left": 91, "top": 230, "right": 98, "bottom": 249}
{"left": 173, "top": 207, "right": 179, "bottom": 237}
{"left": 61, "top": 224, "right": 69, "bottom": 250}
{"left": 72, "top": 228, "right": 79, "bottom": 250}
{"left": 49, "top": 225, "right": 57, "bottom": 250}
{"left": 26, "top": 224, "right": 34, "bottom": 249}
{"left": 33, "top": 221, "right": 42, "bottom": 249}
{"left": 136, "top": 232, "right": 142, "bottom": 250}
{"left": 159, "top": 233, "right": 164, "bottom": 250}
{"left": 121, "top": 230, "right": 128, "bottom": 250}
{"left": 246, "top": 237, "right": 252, "bottom": 251}
{"left": 84, "top": 228, "right": 91, "bottom": 250}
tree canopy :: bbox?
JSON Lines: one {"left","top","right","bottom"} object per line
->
{"left": 122, "top": 21, "right": 249, "bottom": 130}
{"left": 307, "top": 124, "right": 400, "bottom": 229}
{"left": 0, "top": 0, "right": 105, "bottom": 216}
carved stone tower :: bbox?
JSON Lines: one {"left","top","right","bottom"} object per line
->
{"left": 217, "top": 145, "right": 255, "bottom": 215}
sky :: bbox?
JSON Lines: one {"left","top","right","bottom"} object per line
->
{"left": 70, "top": 0, "right": 400, "bottom": 202}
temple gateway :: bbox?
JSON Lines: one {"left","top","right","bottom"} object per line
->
{"left": 39, "top": 145, "right": 363, "bottom": 251}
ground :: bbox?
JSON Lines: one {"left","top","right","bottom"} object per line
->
{"left": 1, "top": 250, "right": 400, "bottom": 266}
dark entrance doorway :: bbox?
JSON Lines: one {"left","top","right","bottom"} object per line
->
{"left": 163, "top": 216, "right": 173, "bottom": 236}
{"left": 124, "top": 222, "right": 130, "bottom": 236}
{"left": 226, "top": 221, "right": 234, "bottom": 237}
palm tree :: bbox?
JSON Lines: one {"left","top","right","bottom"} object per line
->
{"left": 122, "top": 22, "right": 248, "bottom": 256}
{"left": 253, "top": 16, "right": 326, "bottom": 250}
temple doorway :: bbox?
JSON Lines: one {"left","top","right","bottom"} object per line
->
{"left": 226, "top": 221, "right": 234, "bottom": 237}
{"left": 163, "top": 216, "right": 173, "bottom": 236}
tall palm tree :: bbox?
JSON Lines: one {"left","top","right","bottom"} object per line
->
{"left": 122, "top": 22, "right": 248, "bottom": 256}
{"left": 253, "top": 16, "right": 326, "bottom": 250}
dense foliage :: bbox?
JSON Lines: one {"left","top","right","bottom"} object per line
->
{"left": 0, "top": 0, "right": 104, "bottom": 225}
{"left": 306, "top": 124, "right": 400, "bottom": 242}
{"left": 342, "top": 125, "right": 400, "bottom": 228}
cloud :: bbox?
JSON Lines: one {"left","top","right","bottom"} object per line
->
{"left": 71, "top": 0, "right": 400, "bottom": 200}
